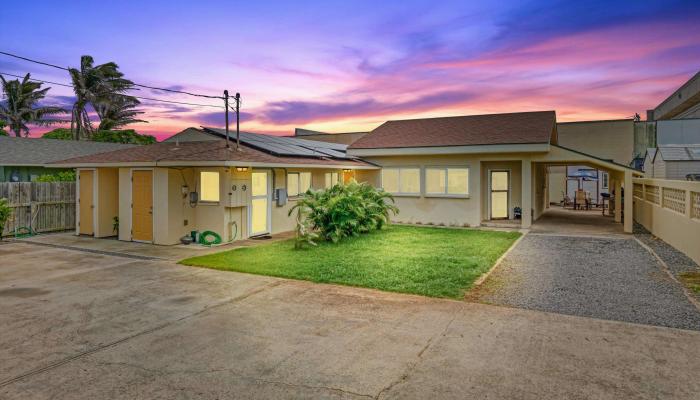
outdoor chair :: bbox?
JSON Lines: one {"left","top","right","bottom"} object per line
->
{"left": 574, "top": 190, "right": 589, "bottom": 210}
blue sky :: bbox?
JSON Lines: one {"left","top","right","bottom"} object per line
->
{"left": 3, "top": 0, "right": 699, "bottom": 139}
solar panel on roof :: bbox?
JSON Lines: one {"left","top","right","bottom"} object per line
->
{"left": 204, "top": 128, "right": 352, "bottom": 159}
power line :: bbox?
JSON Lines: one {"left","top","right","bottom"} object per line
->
{"left": 0, "top": 51, "right": 68, "bottom": 70}
{"left": 0, "top": 50, "right": 224, "bottom": 99}
{"left": 0, "top": 72, "right": 225, "bottom": 109}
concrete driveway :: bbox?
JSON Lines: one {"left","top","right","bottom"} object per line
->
{"left": 2, "top": 241, "right": 700, "bottom": 399}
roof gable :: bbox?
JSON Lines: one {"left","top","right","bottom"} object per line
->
{"left": 349, "top": 111, "right": 557, "bottom": 150}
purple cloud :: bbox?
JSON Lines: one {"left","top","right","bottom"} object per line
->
{"left": 259, "top": 90, "right": 478, "bottom": 124}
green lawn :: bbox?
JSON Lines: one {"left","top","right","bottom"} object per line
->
{"left": 180, "top": 225, "right": 521, "bottom": 299}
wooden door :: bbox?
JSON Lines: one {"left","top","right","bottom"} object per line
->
{"left": 79, "top": 170, "right": 94, "bottom": 235}
{"left": 132, "top": 170, "right": 153, "bottom": 242}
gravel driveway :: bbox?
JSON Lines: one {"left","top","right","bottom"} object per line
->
{"left": 470, "top": 233, "right": 700, "bottom": 331}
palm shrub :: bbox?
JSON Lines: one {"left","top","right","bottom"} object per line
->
{"left": 0, "top": 198, "right": 11, "bottom": 240}
{"left": 288, "top": 180, "right": 398, "bottom": 248}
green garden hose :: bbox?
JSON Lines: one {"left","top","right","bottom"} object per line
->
{"left": 14, "top": 226, "right": 36, "bottom": 238}
{"left": 198, "top": 230, "right": 222, "bottom": 246}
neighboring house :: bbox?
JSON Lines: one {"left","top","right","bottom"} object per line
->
{"left": 0, "top": 136, "right": 135, "bottom": 182}
{"left": 165, "top": 127, "right": 370, "bottom": 146}
{"left": 547, "top": 119, "right": 634, "bottom": 205}
{"left": 656, "top": 118, "right": 700, "bottom": 145}
{"left": 346, "top": 111, "right": 638, "bottom": 232}
{"left": 650, "top": 145, "right": 700, "bottom": 180}
{"left": 293, "top": 128, "right": 369, "bottom": 145}
{"left": 163, "top": 127, "right": 222, "bottom": 143}
{"left": 643, "top": 148, "right": 657, "bottom": 177}
{"left": 50, "top": 131, "right": 377, "bottom": 244}
{"left": 650, "top": 70, "right": 700, "bottom": 120}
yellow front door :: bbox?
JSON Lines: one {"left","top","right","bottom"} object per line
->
{"left": 79, "top": 170, "right": 94, "bottom": 235}
{"left": 132, "top": 170, "right": 153, "bottom": 242}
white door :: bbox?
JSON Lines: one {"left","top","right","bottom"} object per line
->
{"left": 250, "top": 171, "right": 271, "bottom": 236}
{"left": 490, "top": 171, "right": 510, "bottom": 219}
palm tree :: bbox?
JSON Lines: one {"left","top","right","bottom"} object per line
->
{"left": 68, "top": 55, "right": 134, "bottom": 140}
{"left": 95, "top": 94, "right": 146, "bottom": 131}
{"left": 0, "top": 74, "right": 66, "bottom": 137}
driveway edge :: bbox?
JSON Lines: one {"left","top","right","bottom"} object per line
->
{"left": 471, "top": 231, "right": 528, "bottom": 288}
{"left": 634, "top": 237, "right": 700, "bottom": 312}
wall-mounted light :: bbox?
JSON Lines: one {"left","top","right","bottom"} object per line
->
{"left": 343, "top": 169, "right": 352, "bottom": 173}
{"left": 236, "top": 167, "right": 249, "bottom": 172}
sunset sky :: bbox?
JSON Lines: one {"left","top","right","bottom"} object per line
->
{"left": 3, "top": 0, "right": 700, "bottom": 141}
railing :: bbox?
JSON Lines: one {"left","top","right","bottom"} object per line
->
{"left": 0, "top": 182, "right": 76, "bottom": 237}
{"left": 633, "top": 178, "right": 700, "bottom": 264}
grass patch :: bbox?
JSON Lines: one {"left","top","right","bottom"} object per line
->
{"left": 180, "top": 225, "right": 521, "bottom": 299}
{"left": 680, "top": 271, "right": 700, "bottom": 294}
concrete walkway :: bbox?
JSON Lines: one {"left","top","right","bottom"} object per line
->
{"left": 470, "top": 209, "right": 700, "bottom": 330}
{"left": 1, "top": 241, "right": 700, "bottom": 399}
{"left": 17, "top": 231, "right": 294, "bottom": 261}
{"left": 530, "top": 206, "right": 624, "bottom": 236}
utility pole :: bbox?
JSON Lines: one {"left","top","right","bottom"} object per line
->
{"left": 235, "top": 92, "right": 241, "bottom": 150}
{"left": 224, "top": 90, "right": 230, "bottom": 149}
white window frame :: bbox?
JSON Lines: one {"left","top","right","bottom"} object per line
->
{"left": 199, "top": 170, "right": 220, "bottom": 203}
{"left": 287, "top": 172, "right": 312, "bottom": 198}
{"left": 380, "top": 167, "right": 421, "bottom": 196}
{"left": 324, "top": 172, "right": 340, "bottom": 188}
{"left": 601, "top": 172, "right": 609, "bottom": 190}
{"left": 424, "top": 166, "right": 470, "bottom": 198}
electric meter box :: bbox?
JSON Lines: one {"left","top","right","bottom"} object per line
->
{"left": 227, "top": 178, "right": 251, "bottom": 207}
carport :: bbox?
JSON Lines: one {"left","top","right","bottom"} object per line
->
{"left": 525, "top": 145, "right": 641, "bottom": 233}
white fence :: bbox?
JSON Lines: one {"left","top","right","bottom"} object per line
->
{"left": 0, "top": 182, "right": 76, "bottom": 237}
{"left": 633, "top": 178, "right": 700, "bottom": 264}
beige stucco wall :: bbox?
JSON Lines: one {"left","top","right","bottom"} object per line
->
{"left": 271, "top": 168, "right": 345, "bottom": 234}
{"left": 95, "top": 168, "right": 119, "bottom": 238}
{"left": 480, "top": 161, "right": 522, "bottom": 221}
{"left": 118, "top": 168, "right": 131, "bottom": 241}
{"left": 557, "top": 120, "right": 635, "bottom": 165}
{"left": 361, "top": 154, "right": 487, "bottom": 226}
{"left": 533, "top": 163, "right": 548, "bottom": 220}
{"left": 548, "top": 166, "right": 566, "bottom": 204}
{"left": 633, "top": 178, "right": 700, "bottom": 264}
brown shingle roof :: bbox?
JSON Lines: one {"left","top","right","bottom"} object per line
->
{"left": 349, "top": 111, "right": 557, "bottom": 149}
{"left": 50, "top": 140, "right": 372, "bottom": 167}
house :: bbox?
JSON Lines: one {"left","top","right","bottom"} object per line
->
{"left": 163, "top": 127, "right": 223, "bottom": 143}
{"left": 649, "top": 70, "right": 700, "bottom": 121}
{"left": 643, "top": 148, "right": 657, "bottom": 177}
{"left": 0, "top": 136, "right": 134, "bottom": 182}
{"left": 346, "top": 111, "right": 639, "bottom": 232}
{"left": 51, "top": 111, "right": 640, "bottom": 246}
{"left": 50, "top": 133, "right": 377, "bottom": 244}
{"left": 165, "top": 127, "right": 370, "bottom": 146}
{"left": 650, "top": 145, "right": 700, "bottom": 180}
{"left": 546, "top": 119, "right": 634, "bottom": 205}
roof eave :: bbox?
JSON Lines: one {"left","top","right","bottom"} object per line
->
{"left": 49, "top": 160, "right": 379, "bottom": 170}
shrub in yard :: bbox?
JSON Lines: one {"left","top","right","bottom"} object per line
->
{"left": 288, "top": 180, "right": 398, "bottom": 248}
{"left": 0, "top": 198, "right": 10, "bottom": 240}
{"left": 33, "top": 171, "right": 76, "bottom": 182}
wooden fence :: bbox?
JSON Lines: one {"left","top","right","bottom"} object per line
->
{"left": 0, "top": 182, "right": 76, "bottom": 237}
